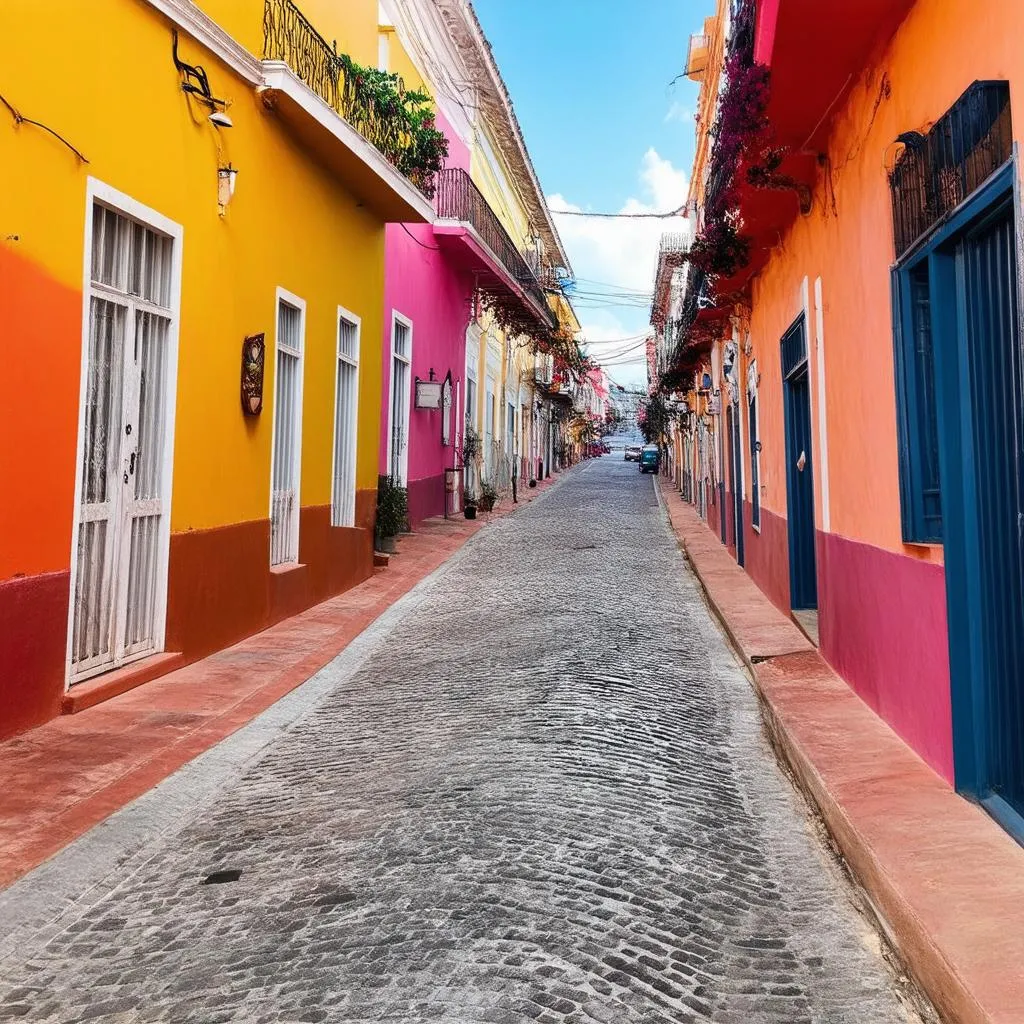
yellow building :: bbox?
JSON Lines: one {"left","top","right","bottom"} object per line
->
{"left": 0, "top": 0, "right": 433, "bottom": 735}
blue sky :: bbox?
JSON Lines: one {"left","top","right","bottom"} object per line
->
{"left": 473, "top": 0, "right": 710, "bottom": 388}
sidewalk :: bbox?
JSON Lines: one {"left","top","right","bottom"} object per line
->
{"left": 0, "top": 472, "right": 566, "bottom": 891}
{"left": 658, "top": 476, "right": 1024, "bottom": 1024}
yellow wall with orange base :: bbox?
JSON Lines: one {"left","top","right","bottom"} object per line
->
{"left": 0, "top": 0, "right": 391, "bottom": 736}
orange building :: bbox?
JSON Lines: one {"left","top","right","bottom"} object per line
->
{"left": 660, "top": 0, "right": 1024, "bottom": 841}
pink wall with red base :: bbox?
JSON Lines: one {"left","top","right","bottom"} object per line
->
{"left": 720, "top": 484, "right": 954, "bottom": 782}
{"left": 380, "top": 116, "right": 473, "bottom": 526}
{"left": 742, "top": 502, "right": 791, "bottom": 616}
{"left": 817, "top": 531, "right": 953, "bottom": 782}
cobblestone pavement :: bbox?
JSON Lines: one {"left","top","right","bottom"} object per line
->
{"left": 0, "top": 460, "right": 915, "bottom": 1024}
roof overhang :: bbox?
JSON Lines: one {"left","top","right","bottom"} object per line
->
{"left": 433, "top": 220, "right": 556, "bottom": 330}
{"left": 259, "top": 62, "right": 435, "bottom": 224}
{"left": 755, "top": 0, "right": 915, "bottom": 152}
{"left": 706, "top": 0, "right": 915, "bottom": 296}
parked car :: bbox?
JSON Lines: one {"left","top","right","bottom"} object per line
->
{"left": 639, "top": 445, "right": 660, "bottom": 474}
{"left": 624, "top": 445, "right": 642, "bottom": 462}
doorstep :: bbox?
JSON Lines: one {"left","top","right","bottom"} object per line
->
{"left": 61, "top": 652, "right": 187, "bottom": 715}
{"left": 657, "top": 476, "right": 1024, "bottom": 1024}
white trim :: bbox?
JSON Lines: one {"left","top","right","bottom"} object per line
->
{"left": 814, "top": 276, "right": 831, "bottom": 533}
{"left": 331, "top": 305, "right": 362, "bottom": 528}
{"left": 144, "top": 0, "right": 262, "bottom": 84}
{"left": 66, "top": 177, "right": 184, "bottom": 687}
{"left": 269, "top": 286, "right": 306, "bottom": 566}
{"left": 259, "top": 62, "right": 435, "bottom": 224}
{"left": 387, "top": 310, "right": 414, "bottom": 485}
{"left": 799, "top": 276, "right": 816, "bottom": 513}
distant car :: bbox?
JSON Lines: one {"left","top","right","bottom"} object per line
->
{"left": 624, "top": 445, "right": 642, "bottom": 462}
{"left": 639, "top": 445, "right": 660, "bottom": 474}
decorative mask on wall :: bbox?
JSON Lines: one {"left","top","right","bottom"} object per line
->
{"left": 241, "top": 333, "right": 265, "bottom": 415}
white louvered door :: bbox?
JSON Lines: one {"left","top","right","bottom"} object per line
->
{"left": 71, "top": 203, "right": 175, "bottom": 682}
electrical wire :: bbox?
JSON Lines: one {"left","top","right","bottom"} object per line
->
{"left": 399, "top": 222, "right": 441, "bottom": 251}
{"left": 552, "top": 205, "right": 687, "bottom": 219}
{"left": 0, "top": 92, "right": 88, "bottom": 162}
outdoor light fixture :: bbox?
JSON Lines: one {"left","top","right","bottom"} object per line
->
{"left": 218, "top": 163, "right": 238, "bottom": 213}
{"left": 173, "top": 29, "right": 232, "bottom": 126}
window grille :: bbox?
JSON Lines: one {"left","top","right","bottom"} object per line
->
{"left": 389, "top": 318, "right": 411, "bottom": 483}
{"left": 271, "top": 299, "right": 303, "bottom": 565}
{"left": 890, "top": 81, "right": 1011, "bottom": 259}
{"left": 332, "top": 314, "right": 360, "bottom": 527}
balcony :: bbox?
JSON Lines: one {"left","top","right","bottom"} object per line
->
{"left": 686, "top": 32, "right": 710, "bottom": 81}
{"left": 259, "top": 0, "right": 434, "bottom": 223}
{"left": 433, "top": 168, "right": 557, "bottom": 332}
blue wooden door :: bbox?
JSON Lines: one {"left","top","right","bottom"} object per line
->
{"left": 960, "top": 205, "right": 1024, "bottom": 827}
{"left": 782, "top": 318, "right": 818, "bottom": 610}
{"left": 727, "top": 403, "right": 745, "bottom": 566}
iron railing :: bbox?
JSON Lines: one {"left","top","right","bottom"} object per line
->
{"left": 262, "top": 0, "right": 432, "bottom": 194}
{"left": 435, "top": 168, "right": 554, "bottom": 322}
{"left": 890, "top": 81, "right": 1012, "bottom": 259}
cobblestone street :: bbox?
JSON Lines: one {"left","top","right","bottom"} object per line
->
{"left": 0, "top": 460, "right": 914, "bottom": 1024}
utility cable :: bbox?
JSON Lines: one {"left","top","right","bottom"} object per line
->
{"left": 0, "top": 91, "right": 88, "bottom": 162}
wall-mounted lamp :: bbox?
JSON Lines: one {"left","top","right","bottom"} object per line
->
{"left": 173, "top": 29, "right": 232, "bottom": 127}
{"left": 218, "top": 164, "right": 238, "bottom": 214}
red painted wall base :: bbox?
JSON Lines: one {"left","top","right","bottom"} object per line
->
{"left": 0, "top": 572, "right": 69, "bottom": 739}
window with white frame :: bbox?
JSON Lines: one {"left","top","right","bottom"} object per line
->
{"left": 506, "top": 401, "right": 515, "bottom": 457}
{"left": 331, "top": 310, "right": 360, "bottom": 527}
{"left": 465, "top": 377, "right": 477, "bottom": 431}
{"left": 389, "top": 314, "right": 412, "bottom": 484}
{"left": 270, "top": 293, "right": 304, "bottom": 566}
{"left": 484, "top": 381, "right": 495, "bottom": 473}
{"left": 748, "top": 360, "right": 761, "bottom": 530}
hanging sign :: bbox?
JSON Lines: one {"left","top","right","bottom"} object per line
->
{"left": 415, "top": 378, "right": 443, "bottom": 409}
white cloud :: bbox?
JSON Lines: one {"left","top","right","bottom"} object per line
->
{"left": 548, "top": 148, "right": 690, "bottom": 389}
{"left": 549, "top": 148, "right": 688, "bottom": 295}
{"left": 664, "top": 101, "right": 693, "bottom": 125}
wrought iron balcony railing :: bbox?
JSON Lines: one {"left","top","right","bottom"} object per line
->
{"left": 435, "top": 168, "right": 554, "bottom": 322}
{"left": 262, "top": 0, "right": 436, "bottom": 195}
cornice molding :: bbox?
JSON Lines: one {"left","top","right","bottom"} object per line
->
{"left": 431, "top": 0, "right": 572, "bottom": 274}
{"left": 144, "top": 0, "right": 262, "bottom": 83}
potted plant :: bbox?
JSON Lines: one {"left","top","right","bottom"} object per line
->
{"left": 375, "top": 474, "right": 408, "bottom": 553}
{"left": 478, "top": 478, "right": 498, "bottom": 513}
{"left": 459, "top": 426, "right": 481, "bottom": 468}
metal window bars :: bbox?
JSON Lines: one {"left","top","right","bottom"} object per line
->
{"left": 890, "top": 81, "right": 1012, "bottom": 260}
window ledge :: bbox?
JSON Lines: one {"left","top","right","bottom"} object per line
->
{"left": 270, "top": 561, "right": 307, "bottom": 576}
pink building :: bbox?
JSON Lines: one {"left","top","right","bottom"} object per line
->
{"left": 379, "top": 121, "right": 474, "bottom": 525}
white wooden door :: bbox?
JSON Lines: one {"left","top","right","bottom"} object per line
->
{"left": 71, "top": 203, "right": 176, "bottom": 682}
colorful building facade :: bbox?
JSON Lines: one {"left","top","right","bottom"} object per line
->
{"left": 0, "top": 0, "right": 434, "bottom": 737}
{"left": 378, "top": 0, "right": 577, "bottom": 523}
{"left": 659, "top": 0, "right": 1024, "bottom": 839}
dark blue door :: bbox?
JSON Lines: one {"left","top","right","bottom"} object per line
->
{"left": 782, "top": 318, "right": 818, "bottom": 610}
{"left": 727, "top": 403, "right": 745, "bottom": 566}
{"left": 959, "top": 205, "right": 1024, "bottom": 827}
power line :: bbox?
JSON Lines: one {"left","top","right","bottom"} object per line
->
{"left": 552, "top": 205, "right": 687, "bottom": 219}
